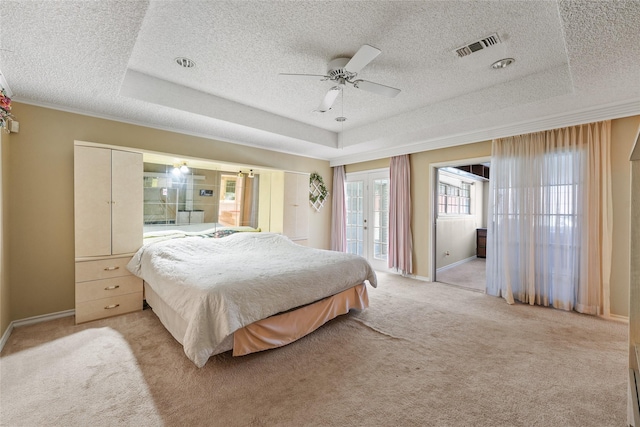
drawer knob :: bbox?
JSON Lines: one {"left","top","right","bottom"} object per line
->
{"left": 104, "top": 285, "right": 120, "bottom": 291}
{"left": 104, "top": 304, "right": 120, "bottom": 310}
{"left": 104, "top": 266, "right": 120, "bottom": 271}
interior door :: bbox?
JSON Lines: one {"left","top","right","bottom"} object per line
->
{"left": 345, "top": 170, "right": 390, "bottom": 270}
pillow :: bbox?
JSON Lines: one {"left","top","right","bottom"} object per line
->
{"left": 208, "top": 229, "right": 239, "bottom": 239}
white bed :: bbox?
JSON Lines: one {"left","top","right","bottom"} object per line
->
{"left": 127, "top": 230, "right": 377, "bottom": 367}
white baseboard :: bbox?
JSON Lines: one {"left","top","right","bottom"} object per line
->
{"left": 380, "top": 269, "right": 431, "bottom": 282}
{"left": 606, "top": 313, "right": 629, "bottom": 324}
{"left": 0, "top": 309, "right": 75, "bottom": 352}
{"left": 436, "top": 256, "right": 478, "bottom": 273}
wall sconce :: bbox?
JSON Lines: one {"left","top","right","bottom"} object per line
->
{"left": 237, "top": 171, "right": 243, "bottom": 178}
{"left": 179, "top": 162, "right": 189, "bottom": 174}
{"left": 248, "top": 169, "right": 254, "bottom": 178}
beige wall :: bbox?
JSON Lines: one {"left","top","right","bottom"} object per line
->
{"left": 1, "top": 129, "right": 10, "bottom": 335}
{"left": 630, "top": 127, "right": 640, "bottom": 368}
{"left": 345, "top": 158, "right": 389, "bottom": 174}
{"left": 5, "top": 102, "right": 332, "bottom": 324}
{"left": 610, "top": 116, "right": 640, "bottom": 317}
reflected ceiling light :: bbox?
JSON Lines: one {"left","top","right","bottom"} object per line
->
{"left": 171, "top": 164, "right": 181, "bottom": 176}
{"left": 248, "top": 169, "right": 254, "bottom": 178}
{"left": 180, "top": 162, "right": 189, "bottom": 174}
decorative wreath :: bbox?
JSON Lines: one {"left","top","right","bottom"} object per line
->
{"left": 309, "top": 172, "right": 329, "bottom": 204}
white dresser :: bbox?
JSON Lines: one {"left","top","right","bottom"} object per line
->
{"left": 74, "top": 256, "right": 143, "bottom": 323}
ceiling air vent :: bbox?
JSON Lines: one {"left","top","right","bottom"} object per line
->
{"left": 454, "top": 33, "right": 502, "bottom": 58}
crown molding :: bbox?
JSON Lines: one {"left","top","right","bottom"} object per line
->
{"left": 11, "top": 98, "right": 332, "bottom": 161}
{"left": 329, "top": 98, "right": 640, "bottom": 166}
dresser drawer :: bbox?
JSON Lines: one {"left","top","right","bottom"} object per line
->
{"left": 75, "top": 257, "right": 133, "bottom": 282}
{"left": 75, "top": 292, "right": 143, "bottom": 324}
{"left": 75, "top": 275, "right": 142, "bottom": 303}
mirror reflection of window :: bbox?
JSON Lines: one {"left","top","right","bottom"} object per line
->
{"left": 219, "top": 174, "right": 243, "bottom": 226}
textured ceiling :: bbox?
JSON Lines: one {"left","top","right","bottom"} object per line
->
{"left": 1, "top": 1, "right": 639, "bottom": 165}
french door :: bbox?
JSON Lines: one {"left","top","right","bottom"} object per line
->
{"left": 345, "top": 170, "right": 390, "bottom": 271}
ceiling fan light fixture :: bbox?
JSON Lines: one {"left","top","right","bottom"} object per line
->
{"left": 281, "top": 44, "right": 401, "bottom": 114}
{"left": 491, "top": 58, "right": 515, "bottom": 69}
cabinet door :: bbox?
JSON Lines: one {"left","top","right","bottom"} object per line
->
{"left": 294, "top": 173, "right": 309, "bottom": 239}
{"left": 111, "top": 150, "right": 143, "bottom": 254}
{"left": 283, "top": 172, "right": 309, "bottom": 241}
{"left": 75, "top": 146, "right": 112, "bottom": 257}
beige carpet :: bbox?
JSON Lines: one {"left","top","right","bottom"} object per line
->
{"left": 436, "top": 257, "right": 486, "bottom": 292}
{"left": 0, "top": 327, "right": 162, "bottom": 426}
{"left": 0, "top": 272, "right": 627, "bottom": 426}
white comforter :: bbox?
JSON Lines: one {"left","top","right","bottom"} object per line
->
{"left": 127, "top": 232, "right": 377, "bottom": 367}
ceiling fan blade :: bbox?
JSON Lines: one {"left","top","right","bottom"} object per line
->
{"left": 314, "top": 86, "right": 342, "bottom": 112}
{"left": 353, "top": 80, "right": 401, "bottom": 98}
{"left": 345, "top": 44, "right": 381, "bottom": 73}
{"left": 279, "top": 73, "right": 328, "bottom": 81}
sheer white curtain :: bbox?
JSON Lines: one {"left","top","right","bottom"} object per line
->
{"left": 388, "top": 155, "right": 413, "bottom": 274}
{"left": 330, "top": 165, "right": 347, "bottom": 252}
{"left": 486, "top": 121, "right": 611, "bottom": 315}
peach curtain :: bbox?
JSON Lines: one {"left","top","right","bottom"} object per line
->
{"left": 331, "top": 165, "right": 347, "bottom": 252}
{"left": 388, "top": 155, "right": 413, "bottom": 275}
{"left": 486, "top": 121, "right": 611, "bottom": 315}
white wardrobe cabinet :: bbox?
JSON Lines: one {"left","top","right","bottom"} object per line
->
{"left": 74, "top": 145, "right": 143, "bottom": 257}
{"left": 74, "top": 144, "right": 143, "bottom": 324}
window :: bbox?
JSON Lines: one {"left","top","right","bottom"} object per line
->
{"left": 438, "top": 182, "right": 470, "bottom": 215}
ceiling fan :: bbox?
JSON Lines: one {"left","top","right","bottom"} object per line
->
{"left": 279, "top": 44, "right": 401, "bottom": 113}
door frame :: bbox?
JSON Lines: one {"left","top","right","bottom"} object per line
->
{"left": 429, "top": 156, "right": 491, "bottom": 282}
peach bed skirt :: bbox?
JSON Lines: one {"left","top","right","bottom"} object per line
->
{"left": 144, "top": 282, "right": 369, "bottom": 358}
{"left": 232, "top": 283, "right": 369, "bottom": 356}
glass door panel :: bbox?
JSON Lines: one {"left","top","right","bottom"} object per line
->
{"left": 346, "top": 180, "right": 364, "bottom": 256}
{"left": 346, "top": 170, "right": 389, "bottom": 270}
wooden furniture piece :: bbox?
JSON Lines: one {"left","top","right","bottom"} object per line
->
{"left": 75, "top": 256, "right": 143, "bottom": 323}
{"left": 74, "top": 143, "right": 144, "bottom": 323}
{"left": 476, "top": 228, "right": 487, "bottom": 258}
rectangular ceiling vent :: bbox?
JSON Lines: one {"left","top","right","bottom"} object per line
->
{"left": 454, "top": 33, "right": 502, "bottom": 58}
